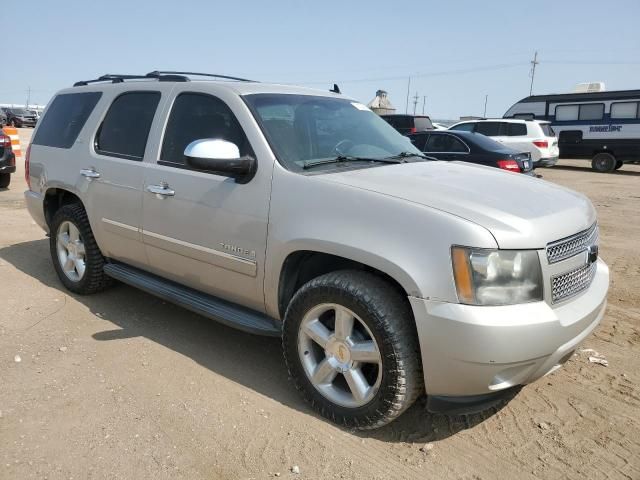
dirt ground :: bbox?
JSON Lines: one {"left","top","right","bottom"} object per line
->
{"left": 1, "top": 128, "right": 639, "bottom": 480}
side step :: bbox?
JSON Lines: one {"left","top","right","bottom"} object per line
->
{"left": 103, "top": 262, "right": 281, "bottom": 337}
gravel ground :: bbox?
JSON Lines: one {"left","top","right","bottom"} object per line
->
{"left": 1, "top": 128, "right": 639, "bottom": 479}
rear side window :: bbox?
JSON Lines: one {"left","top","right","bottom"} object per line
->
{"left": 555, "top": 105, "right": 579, "bottom": 121}
{"left": 449, "top": 123, "right": 475, "bottom": 132}
{"left": 414, "top": 117, "right": 433, "bottom": 131}
{"left": 160, "top": 93, "right": 252, "bottom": 165}
{"left": 32, "top": 92, "right": 102, "bottom": 149}
{"left": 579, "top": 103, "right": 604, "bottom": 120}
{"left": 474, "top": 122, "right": 502, "bottom": 136}
{"left": 95, "top": 91, "right": 161, "bottom": 160}
{"left": 425, "top": 134, "right": 468, "bottom": 153}
{"left": 506, "top": 123, "right": 527, "bottom": 136}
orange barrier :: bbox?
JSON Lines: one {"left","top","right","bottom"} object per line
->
{"left": 1, "top": 126, "right": 22, "bottom": 157}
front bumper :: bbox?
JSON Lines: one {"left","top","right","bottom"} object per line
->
{"left": 409, "top": 258, "right": 609, "bottom": 397}
{"left": 534, "top": 156, "right": 559, "bottom": 167}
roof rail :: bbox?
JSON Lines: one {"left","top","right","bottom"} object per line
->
{"left": 73, "top": 72, "right": 189, "bottom": 87}
{"left": 146, "top": 71, "right": 258, "bottom": 82}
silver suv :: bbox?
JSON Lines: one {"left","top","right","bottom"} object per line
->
{"left": 24, "top": 72, "right": 609, "bottom": 430}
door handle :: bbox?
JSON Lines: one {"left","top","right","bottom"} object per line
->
{"left": 147, "top": 183, "right": 175, "bottom": 197}
{"left": 80, "top": 168, "right": 101, "bottom": 179}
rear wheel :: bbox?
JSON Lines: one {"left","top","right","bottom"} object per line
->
{"left": 614, "top": 160, "right": 623, "bottom": 170}
{"left": 0, "top": 173, "right": 10, "bottom": 188}
{"left": 283, "top": 270, "right": 423, "bottom": 429}
{"left": 50, "top": 204, "right": 112, "bottom": 294}
{"left": 591, "top": 153, "right": 616, "bottom": 173}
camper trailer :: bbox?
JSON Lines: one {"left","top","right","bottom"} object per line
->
{"left": 504, "top": 89, "right": 640, "bottom": 172}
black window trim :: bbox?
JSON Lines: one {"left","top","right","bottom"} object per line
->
{"left": 93, "top": 90, "right": 161, "bottom": 161}
{"left": 609, "top": 101, "right": 640, "bottom": 120}
{"left": 553, "top": 102, "right": 606, "bottom": 122}
{"left": 157, "top": 90, "right": 254, "bottom": 171}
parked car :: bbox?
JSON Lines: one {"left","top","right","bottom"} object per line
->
{"left": 408, "top": 130, "right": 534, "bottom": 175}
{"left": 28, "top": 109, "right": 42, "bottom": 121}
{"left": 1, "top": 107, "right": 38, "bottom": 128}
{"left": 380, "top": 114, "right": 434, "bottom": 134}
{"left": 449, "top": 118, "right": 558, "bottom": 167}
{"left": 0, "top": 131, "right": 16, "bottom": 188}
{"left": 24, "top": 72, "right": 608, "bottom": 430}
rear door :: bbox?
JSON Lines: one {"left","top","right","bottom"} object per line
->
{"left": 423, "top": 133, "right": 470, "bottom": 161}
{"left": 141, "top": 87, "right": 273, "bottom": 312}
{"left": 82, "top": 87, "right": 165, "bottom": 269}
{"left": 500, "top": 122, "right": 531, "bottom": 152}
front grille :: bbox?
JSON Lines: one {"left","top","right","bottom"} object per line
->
{"left": 551, "top": 262, "right": 597, "bottom": 303}
{"left": 546, "top": 223, "right": 598, "bottom": 264}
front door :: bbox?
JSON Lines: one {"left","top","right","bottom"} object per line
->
{"left": 141, "top": 89, "right": 273, "bottom": 312}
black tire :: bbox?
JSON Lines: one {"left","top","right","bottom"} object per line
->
{"left": 0, "top": 173, "right": 10, "bottom": 188}
{"left": 49, "top": 203, "right": 112, "bottom": 294}
{"left": 283, "top": 270, "right": 423, "bottom": 430}
{"left": 614, "top": 160, "right": 623, "bottom": 170}
{"left": 591, "top": 153, "right": 616, "bottom": 173}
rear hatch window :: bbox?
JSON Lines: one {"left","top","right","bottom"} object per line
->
{"left": 381, "top": 116, "right": 412, "bottom": 129}
{"left": 414, "top": 117, "right": 433, "bottom": 131}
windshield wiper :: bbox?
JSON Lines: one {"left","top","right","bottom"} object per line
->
{"left": 302, "top": 155, "right": 405, "bottom": 170}
{"left": 384, "top": 151, "right": 432, "bottom": 161}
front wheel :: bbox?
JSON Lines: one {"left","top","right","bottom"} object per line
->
{"left": 283, "top": 270, "right": 423, "bottom": 429}
{"left": 591, "top": 153, "right": 616, "bottom": 173}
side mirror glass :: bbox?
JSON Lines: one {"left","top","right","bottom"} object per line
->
{"left": 184, "top": 139, "right": 256, "bottom": 183}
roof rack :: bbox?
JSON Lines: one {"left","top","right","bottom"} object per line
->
{"left": 73, "top": 71, "right": 257, "bottom": 87}
{"left": 146, "top": 71, "right": 257, "bottom": 82}
{"left": 73, "top": 72, "right": 189, "bottom": 87}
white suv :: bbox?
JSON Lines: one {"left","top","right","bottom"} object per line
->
{"left": 449, "top": 118, "right": 559, "bottom": 167}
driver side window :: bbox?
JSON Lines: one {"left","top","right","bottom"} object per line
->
{"left": 160, "top": 93, "right": 253, "bottom": 166}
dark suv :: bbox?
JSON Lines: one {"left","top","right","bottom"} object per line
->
{"left": 379, "top": 114, "right": 434, "bottom": 134}
{"left": 0, "top": 132, "right": 16, "bottom": 188}
{"left": 1, "top": 107, "right": 37, "bottom": 128}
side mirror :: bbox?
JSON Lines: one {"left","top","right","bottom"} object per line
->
{"left": 184, "top": 139, "right": 256, "bottom": 184}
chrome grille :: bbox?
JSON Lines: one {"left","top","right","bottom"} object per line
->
{"left": 546, "top": 223, "right": 598, "bottom": 264}
{"left": 551, "top": 262, "right": 597, "bottom": 303}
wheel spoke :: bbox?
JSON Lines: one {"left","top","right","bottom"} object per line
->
{"left": 62, "top": 255, "right": 75, "bottom": 272}
{"left": 312, "top": 358, "right": 337, "bottom": 385}
{"left": 343, "top": 367, "right": 370, "bottom": 402}
{"left": 350, "top": 340, "right": 380, "bottom": 364}
{"left": 334, "top": 307, "right": 354, "bottom": 341}
{"left": 57, "top": 232, "right": 70, "bottom": 248}
{"left": 74, "top": 258, "right": 86, "bottom": 278}
{"left": 303, "top": 320, "right": 331, "bottom": 348}
{"left": 68, "top": 224, "right": 79, "bottom": 242}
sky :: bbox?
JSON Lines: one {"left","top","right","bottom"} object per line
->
{"left": 2, "top": 0, "right": 639, "bottom": 119}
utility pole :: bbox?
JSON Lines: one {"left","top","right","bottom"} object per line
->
{"left": 422, "top": 96, "right": 426, "bottom": 115}
{"left": 405, "top": 76, "right": 411, "bottom": 114}
{"left": 25, "top": 86, "right": 31, "bottom": 109}
{"left": 412, "top": 92, "right": 419, "bottom": 115}
{"left": 483, "top": 94, "right": 488, "bottom": 117}
{"left": 529, "top": 51, "right": 539, "bottom": 96}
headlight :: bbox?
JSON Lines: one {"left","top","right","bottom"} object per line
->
{"left": 451, "top": 246, "right": 543, "bottom": 306}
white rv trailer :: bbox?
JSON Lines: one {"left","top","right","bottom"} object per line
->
{"left": 504, "top": 89, "right": 640, "bottom": 172}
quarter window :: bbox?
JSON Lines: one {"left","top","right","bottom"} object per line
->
{"left": 95, "top": 91, "right": 161, "bottom": 160}
{"left": 32, "top": 92, "right": 102, "bottom": 149}
{"left": 160, "top": 93, "right": 252, "bottom": 165}
{"left": 610, "top": 102, "right": 638, "bottom": 119}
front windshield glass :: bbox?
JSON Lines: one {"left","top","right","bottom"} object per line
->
{"left": 12, "top": 109, "right": 28, "bottom": 115}
{"left": 244, "top": 94, "right": 422, "bottom": 172}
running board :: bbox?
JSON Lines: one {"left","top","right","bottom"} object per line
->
{"left": 103, "top": 262, "right": 281, "bottom": 337}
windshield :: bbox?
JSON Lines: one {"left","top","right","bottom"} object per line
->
{"left": 244, "top": 94, "right": 422, "bottom": 172}
{"left": 11, "top": 109, "right": 28, "bottom": 115}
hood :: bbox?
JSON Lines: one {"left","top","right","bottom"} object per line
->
{"left": 320, "top": 161, "right": 595, "bottom": 249}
